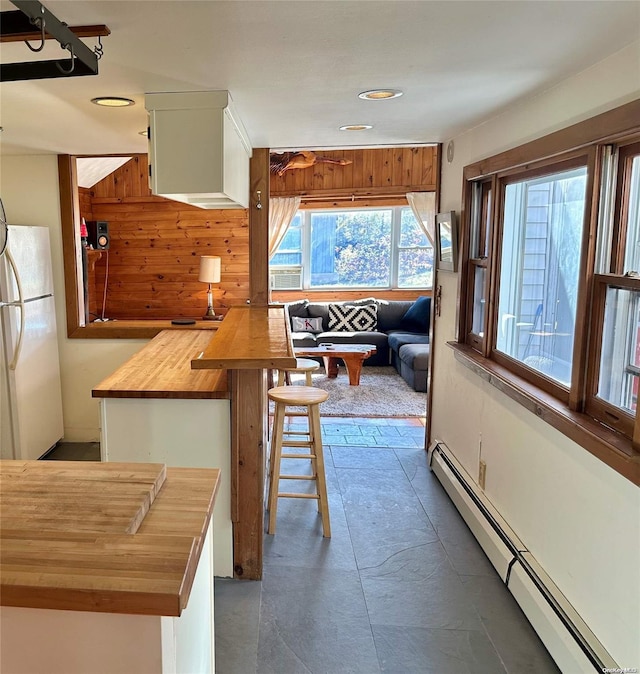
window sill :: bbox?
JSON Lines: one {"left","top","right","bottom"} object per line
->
{"left": 448, "top": 342, "right": 640, "bottom": 486}
{"left": 69, "top": 320, "right": 221, "bottom": 340}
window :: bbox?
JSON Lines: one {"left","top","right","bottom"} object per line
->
{"left": 270, "top": 206, "right": 433, "bottom": 290}
{"left": 270, "top": 213, "right": 302, "bottom": 267}
{"left": 457, "top": 100, "right": 640, "bottom": 483}
{"left": 495, "top": 164, "right": 588, "bottom": 391}
{"left": 586, "top": 142, "right": 640, "bottom": 437}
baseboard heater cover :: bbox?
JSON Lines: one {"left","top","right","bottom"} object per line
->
{"left": 428, "top": 440, "right": 617, "bottom": 673}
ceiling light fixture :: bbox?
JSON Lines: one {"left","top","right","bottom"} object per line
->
{"left": 91, "top": 97, "right": 135, "bottom": 107}
{"left": 339, "top": 124, "right": 373, "bottom": 131}
{"left": 358, "top": 89, "right": 403, "bottom": 100}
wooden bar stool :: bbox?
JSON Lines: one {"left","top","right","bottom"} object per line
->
{"left": 267, "top": 385, "right": 331, "bottom": 537}
{"left": 277, "top": 357, "right": 320, "bottom": 386}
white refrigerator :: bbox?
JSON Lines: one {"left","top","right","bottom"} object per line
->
{"left": 0, "top": 220, "right": 64, "bottom": 460}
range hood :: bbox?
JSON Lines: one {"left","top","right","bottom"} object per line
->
{"left": 145, "top": 91, "right": 252, "bottom": 209}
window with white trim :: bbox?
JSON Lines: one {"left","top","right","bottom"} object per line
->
{"left": 270, "top": 206, "right": 433, "bottom": 290}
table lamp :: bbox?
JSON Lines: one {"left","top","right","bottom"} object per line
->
{"left": 199, "top": 256, "right": 221, "bottom": 320}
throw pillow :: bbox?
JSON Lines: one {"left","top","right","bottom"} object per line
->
{"left": 328, "top": 304, "right": 377, "bottom": 332}
{"left": 399, "top": 296, "right": 431, "bottom": 333}
{"left": 291, "top": 316, "right": 323, "bottom": 333}
{"left": 286, "top": 299, "right": 309, "bottom": 318}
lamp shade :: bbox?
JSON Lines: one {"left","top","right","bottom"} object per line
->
{"left": 199, "top": 256, "right": 221, "bottom": 283}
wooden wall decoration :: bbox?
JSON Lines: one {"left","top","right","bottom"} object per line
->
{"left": 79, "top": 155, "right": 250, "bottom": 321}
{"left": 269, "top": 146, "right": 438, "bottom": 201}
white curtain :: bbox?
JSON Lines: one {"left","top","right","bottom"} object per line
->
{"left": 406, "top": 192, "right": 436, "bottom": 246}
{"left": 269, "top": 196, "right": 302, "bottom": 259}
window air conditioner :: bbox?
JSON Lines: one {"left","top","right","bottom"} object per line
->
{"left": 270, "top": 267, "right": 302, "bottom": 290}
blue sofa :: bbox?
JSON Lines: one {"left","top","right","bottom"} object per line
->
{"left": 285, "top": 297, "right": 431, "bottom": 392}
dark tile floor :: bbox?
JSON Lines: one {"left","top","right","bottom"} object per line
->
{"left": 43, "top": 441, "right": 100, "bottom": 461}
{"left": 44, "top": 423, "right": 559, "bottom": 673}
{"left": 215, "top": 416, "right": 560, "bottom": 674}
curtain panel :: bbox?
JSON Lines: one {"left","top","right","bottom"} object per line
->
{"left": 406, "top": 192, "right": 436, "bottom": 246}
{"left": 269, "top": 196, "right": 301, "bottom": 259}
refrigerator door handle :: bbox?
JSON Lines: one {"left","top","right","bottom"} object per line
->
{"left": 5, "top": 249, "right": 26, "bottom": 371}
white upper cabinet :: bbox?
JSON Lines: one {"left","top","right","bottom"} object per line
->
{"left": 145, "top": 91, "right": 252, "bottom": 209}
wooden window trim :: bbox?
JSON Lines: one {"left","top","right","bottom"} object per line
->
{"left": 585, "top": 274, "right": 640, "bottom": 438}
{"left": 610, "top": 142, "right": 640, "bottom": 274}
{"left": 489, "top": 152, "right": 595, "bottom": 406}
{"left": 448, "top": 341, "right": 640, "bottom": 486}
{"left": 455, "top": 100, "right": 640, "bottom": 485}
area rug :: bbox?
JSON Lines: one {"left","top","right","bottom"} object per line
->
{"left": 275, "top": 366, "right": 427, "bottom": 417}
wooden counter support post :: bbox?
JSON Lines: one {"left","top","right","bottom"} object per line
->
{"left": 230, "top": 368, "right": 267, "bottom": 579}
{"left": 192, "top": 306, "right": 297, "bottom": 580}
{"left": 249, "top": 147, "right": 270, "bottom": 306}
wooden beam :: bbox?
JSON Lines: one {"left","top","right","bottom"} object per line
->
{"left": 0, "top": 24, "right": 111, "bottom": 43}
{"left": 57, "top": 155, "right": 82, "bottom": 338}
{"left": 249, "top": 148, "right": 270, "bottom": 305}
{"left": 230, "top": 368, "right": 267, "bottom": 579}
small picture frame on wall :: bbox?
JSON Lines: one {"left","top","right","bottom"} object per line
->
{"left": 436, "top": 211, "right": 458, "bottom": 272}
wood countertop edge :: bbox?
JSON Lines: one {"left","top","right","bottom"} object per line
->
{"left": 91, "top": 388, "right": 231, "bottom": 400}
{"left": 0, "top": 578, "right": 185, "bottom": 617}
{"left": 70, "top": 321, "right": 220, "bottom": 340}
{"left": 191, "top": 356, "right": 298, "bottom": 370}
{"left": 0, "top": 467, "right": 220, "bottom": 617}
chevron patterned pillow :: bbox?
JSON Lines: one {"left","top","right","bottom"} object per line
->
{"left": 328, "top": 304, "right": 378, "bottom": 332}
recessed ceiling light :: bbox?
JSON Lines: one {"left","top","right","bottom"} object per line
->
{"left": 91, "top": 97, "right": 135, "bottom": 107}
{"left": 339, "top": 124, "right": 373, "bottom": 131}
{"left": 358, "top": 89, "right": 403, "bottom": 100}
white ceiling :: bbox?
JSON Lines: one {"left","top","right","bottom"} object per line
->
{"left": 76, "top": 156, "right": 131, "bottom": 187}
{"left": 0, "top": 1, "right": 638, "bottom": 156}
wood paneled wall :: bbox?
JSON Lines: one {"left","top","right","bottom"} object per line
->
{"left": 78, "top": 187, "right": 93, "bottom": 220}
{"left": 82, "top": 155, "right": 249, "bottom": 321}
{"left": 75, "top": 147, "right": 438, "bottom": 321}
{"left": 270, "top": 146, "right": 438, "bottom": 200}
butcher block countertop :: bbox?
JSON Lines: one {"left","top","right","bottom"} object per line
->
{"left": 191, "top": 305, "right": 297, "bottom": 370}
{"left": 92, "top": 329, "right": 229, "bottom": 400}
{"left": 0, "top": 461, "right": 220, "bottom": 616}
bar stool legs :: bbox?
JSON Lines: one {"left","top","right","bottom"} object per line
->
{"left": 276, "top": 358, "right": 320, "bottom": 387}
{"left": 267, "top": 386, "right": 331, "bottom": 537}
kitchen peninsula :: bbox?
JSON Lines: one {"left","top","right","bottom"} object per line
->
{"left": 94, "top": 305, "right": 295, "bottom": 580}
{"left": 191, "top": 305, "right": 296, "bottom": 579}
{"left": 0, "top": 460, "right": 220, "bottom": 674}
{"left": 93, "top": 329, "right": 233, "bottom": 576}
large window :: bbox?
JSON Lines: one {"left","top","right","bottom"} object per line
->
{"left": 495, "top": 164, "right": 588, "bottom": 390}
{"left": 457, "top": 103, "right": 640, "bottom": 482}
{"left": 270, "top": 206, "right": 433, "bottom": 290}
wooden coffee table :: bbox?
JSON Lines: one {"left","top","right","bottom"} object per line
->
{"left": 294, "top": 344, "right": 377, "bottom": 386}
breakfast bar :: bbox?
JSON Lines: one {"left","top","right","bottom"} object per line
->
{"left": 92, "top": 329, "right": 233, "bottom": 576}
{"left": 0, "top": 460, "right": 220, "bottom": 674}
{"left": 192, "top": 305, "right": 296, "bottom": 579}
{"left": 92, "top": 305, "right": 295, "bottom": 580}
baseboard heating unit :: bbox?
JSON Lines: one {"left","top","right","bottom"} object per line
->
{"left": 428, "top": 441, "right": 617, "bottom": 674}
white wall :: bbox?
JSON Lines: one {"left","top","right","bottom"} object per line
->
{"left": 432, "top": 42, "right": 640, "bottom": 666}
{"left": 0, "top": 155, "right": 145, "bottom": 441}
